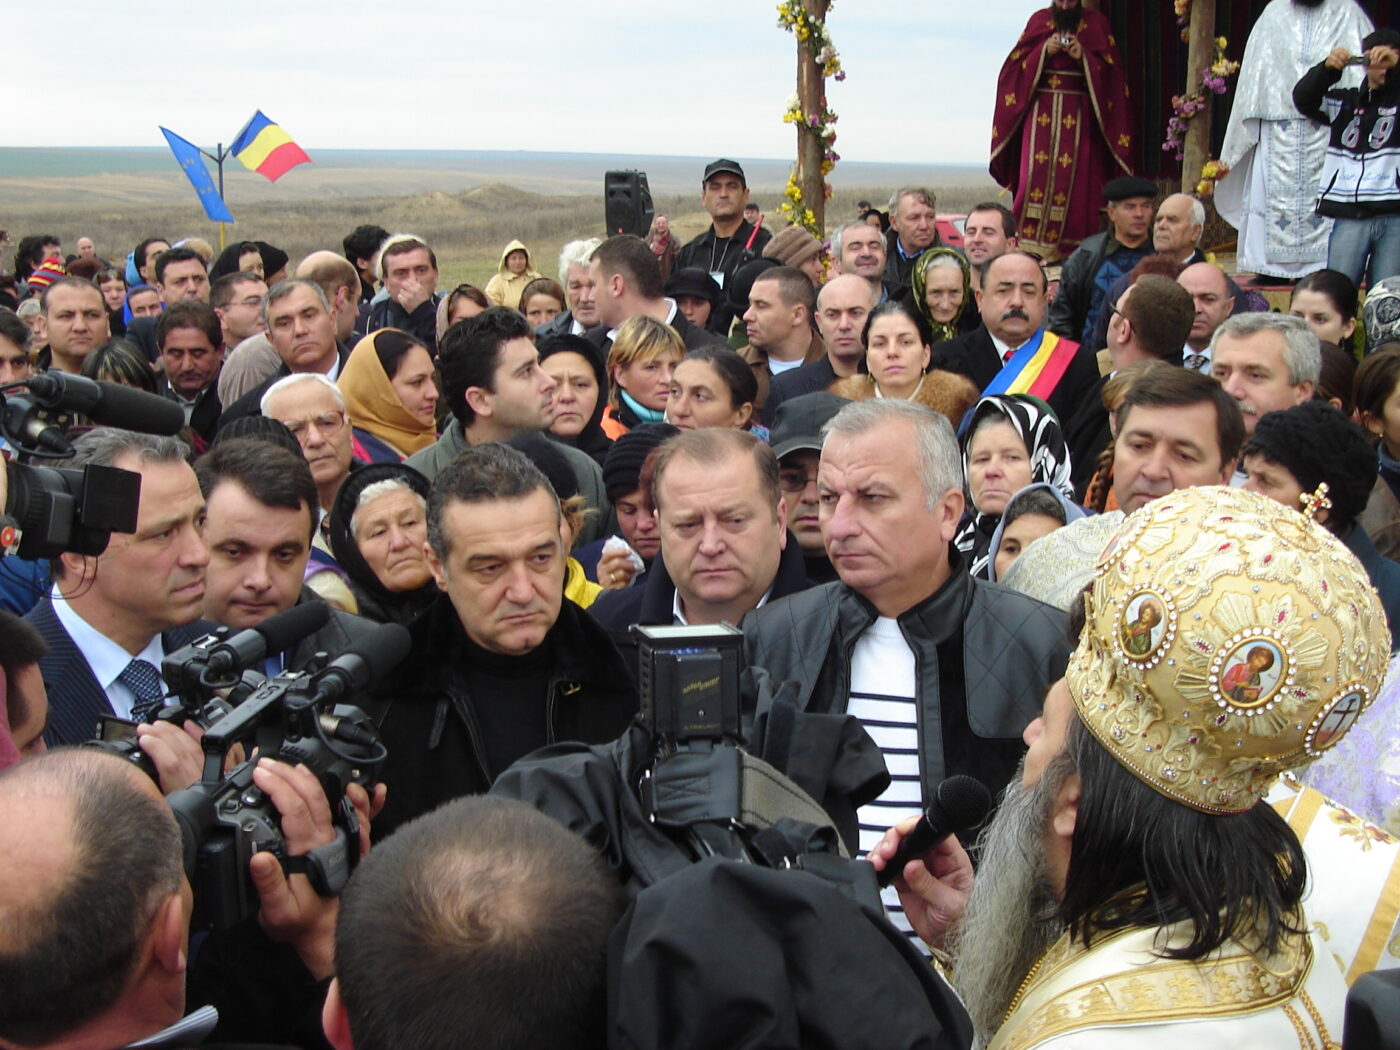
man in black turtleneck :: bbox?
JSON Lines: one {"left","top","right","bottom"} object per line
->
{"left": 370, "top": 443, "right": 637, "bottom": 841}
{"left": 675, "top": 159, "right": 772, "bottom": 335}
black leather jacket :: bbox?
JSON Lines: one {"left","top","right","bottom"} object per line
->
{"left": 742, "top": 558, "right": 1070, "bottom": 809}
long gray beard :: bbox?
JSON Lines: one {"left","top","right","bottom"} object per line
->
{"left": 947, "top": 760, "right": 1071, "bottom": 1049}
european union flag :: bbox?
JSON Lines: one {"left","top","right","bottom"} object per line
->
{"left": 159, "top": 127, "right": 234, "bottom": 224}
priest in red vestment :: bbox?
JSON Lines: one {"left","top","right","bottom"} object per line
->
{"left": 990, "top": 0, "right": 1135, "bottom": 263}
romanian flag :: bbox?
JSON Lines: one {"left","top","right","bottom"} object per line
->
{"left": 230, "top": 111, "right": 312, "bottom": 182}
{"left": 983, "top": 329, "right": 1080, "bottom": 402}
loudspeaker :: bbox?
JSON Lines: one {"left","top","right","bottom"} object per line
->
{"left": 604, "top": 170, "right": 655, "bottom": 238}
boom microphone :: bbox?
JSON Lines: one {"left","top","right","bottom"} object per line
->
{"left": 24, "top": 372, "right": 187, "bottom": 436}
{"left": 203, "top": 602, "right": 332, "bottom": 679}
{"left": 309, "top": 623, "right": 412, "bottom": 706}
{"left": 875, "top": 775, "right": 993, "bottom": 888}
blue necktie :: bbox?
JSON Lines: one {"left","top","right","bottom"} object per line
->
{"left": 118, "top": 658, "right": 164, "bottom": 722}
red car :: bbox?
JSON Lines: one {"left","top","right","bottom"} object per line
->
{"left": 936, "top": 213, "right": 966, "bottom": 251}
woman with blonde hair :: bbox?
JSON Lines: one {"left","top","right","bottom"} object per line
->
{"left": 338, "top": 328, "right": 440, "bottom": 462}
{"left": 601, "top": 315, "right": 684, "bottom": 438}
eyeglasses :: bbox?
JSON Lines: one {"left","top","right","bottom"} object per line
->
{"left": 777, "top": 471, "right": 820, "bottom": 493}
{"left": 280, "top": 411, "right": 346, "bottom": 440}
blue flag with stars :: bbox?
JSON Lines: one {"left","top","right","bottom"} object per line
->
{"left": 159, "top": 127, "right": 234, "bottom": 223}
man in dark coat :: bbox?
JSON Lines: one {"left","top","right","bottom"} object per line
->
{"left": 371, "top": 443, "right": 637, "bottom": 840}
{"left": 932, "top": 251, "right": 1100, "bottom": 428}
{"left": 586, "top": 234, "right": 727, "bottom": 357}
{"left": 675, "top": 159, "right": 773, "bottom": 334}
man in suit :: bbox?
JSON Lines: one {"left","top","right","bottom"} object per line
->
{"left": 155, "top": 301, "right": 223, "bottom": 448}
{"left": 218, "top": 278, "right": 351, "bottom": 429}
{"left": 25, "top": 429, "right": 212, "bottom": 746}
{"left": 932, "top": 251, "right": 1100, "bottom": 428}
{"left": 194, "top": 437, "right": 376, "bottom": 675}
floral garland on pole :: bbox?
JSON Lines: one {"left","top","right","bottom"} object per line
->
{"left": 776, "top": 1, "right": 843, "bottom": 236}
{"left": 1161, "top": 37, "right": 1240, "bottom": 196}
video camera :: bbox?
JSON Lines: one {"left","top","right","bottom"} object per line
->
{"left": 89, "top": 604, "right": 410, "bottom": 932}
{"left": 1, "top": 371, "right": 185, "bottom": 559}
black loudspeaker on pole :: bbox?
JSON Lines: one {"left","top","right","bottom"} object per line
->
{"left": 604, "top": 170, "right": 655, "bottom": 238}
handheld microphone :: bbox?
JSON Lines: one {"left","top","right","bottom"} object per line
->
{"left": 203, "top": 602, "right": 332, "bottom": 679}
{"left": 309, "top": 623, "right": 412, "bottom": 706}
{"left": 24, "top": 372, "right": 187, "bottom": 436}
{"left": 875, "top": 775, "right": 993, "bottom": 888}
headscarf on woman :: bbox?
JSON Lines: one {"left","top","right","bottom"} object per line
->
{"left": 327, "top": 463, "right": 439, "bottom": 626}
{"left": 338, "top": 329, "right": 439, "bottom": 460}
{"left": 911, "top": 247, "right": 976, "bottom": 345}
{"left": 539, "top": 334, "right": 613, "bottom": 468}
{"left": 953, "top": 394, "right": 1074, "bottom": 578}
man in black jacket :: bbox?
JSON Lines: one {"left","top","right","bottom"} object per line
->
{"left": 356, "top": 234, "right": 441, "bottom": 351}
{"left": 742, "top": 400, "right": 1069, "bottom": 935}
{"left": 372, "top": 443, "right": 637, "bottom": 840}
{"left": 590, "top": 429, "right": 811, "bottom": 674}
{"left": 1045, "top": 175, "right": 1155, "bottom": 346}
{"left": 1294, "top": 28, "right": 1400, "bottom": 286}
{"left": 675, "top": 159, "right": 772, "bottom": 334}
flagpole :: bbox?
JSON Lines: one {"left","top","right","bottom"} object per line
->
{"left": 199, "top": 141, "right": 230, "bottom": 251}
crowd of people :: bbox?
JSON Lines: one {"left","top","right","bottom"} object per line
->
{"left": 3, "top": 3, "right": 1400, "bottom": 1046}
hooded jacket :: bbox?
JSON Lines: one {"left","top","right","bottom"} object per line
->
{"left": 1295, "top": 58, "right": 1400, "bottom": 218}
{"left": 483, "top": 239, "right": 543, "bottom": 310}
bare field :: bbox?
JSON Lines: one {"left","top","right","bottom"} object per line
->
{"left": 4, "top": 176, "right": 1002, "bottom": 290}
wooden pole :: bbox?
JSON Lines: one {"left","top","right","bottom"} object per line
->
{"left": 1182, "top": 0, "right": 1217, "bottom": 194}
{"left": 796, "top": 0, "right": 829, "bottom": 236}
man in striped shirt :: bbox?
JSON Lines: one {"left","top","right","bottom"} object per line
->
{"left": 743, "top": 399, "right": 1069, "bottom": 939}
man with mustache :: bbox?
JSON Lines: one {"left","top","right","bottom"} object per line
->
{"left": 873, "top": 484, "right": 1386, "bottom": 1049}
{"left": 990, "top": 0, "right": 1134, "bottom": 264}
{"left": 1210, "top": 313, "right": 1319, "bottom": 445}
{"left": 932, "top": 251, "right": 1100, "bottom": 430}
{"left": 1217, "top": 0, "right": 1373, "bottom": 281}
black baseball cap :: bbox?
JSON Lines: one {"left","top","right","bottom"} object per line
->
{"left": 704, "top": 159, "right": 747, "bottom": 185}
{"left": 769, "top": 392, "right": 852, "bottom": 460}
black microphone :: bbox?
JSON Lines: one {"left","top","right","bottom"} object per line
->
{"left": 875, "top": 775, "right": 993, "bottom": 888}
{"left": 204, "top": 602, "right": 332, "bottom": 678}
{"left": 309, "top": 623, "right": 412, "bottom": 706}
{"left": 25, "top": 372, "right": 186, "bottom": 436}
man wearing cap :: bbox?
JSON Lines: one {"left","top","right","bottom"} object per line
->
{"left": 874, "top": 484, "right": 1387, "bottom": 1050}
{"left": 769, "top": 393, "right": 849, "bottom": 583}
{"left": 1046, "top": 176, "right": 1156, "bottom": 347}
{"left": 676, "top": 160, "right": 772, "bottom": 335}
{"left": 991, "top": 0, "right": 1134, "bottom": 264}
{"left": 764, "top": 273, "right": 873, "bottom": 424}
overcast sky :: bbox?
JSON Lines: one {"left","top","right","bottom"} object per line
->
{"left": 16, "top": 0, "right": 1041, "bottom": 165}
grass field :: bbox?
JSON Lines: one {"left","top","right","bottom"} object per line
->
{"left": 3, "top": 177, "right": 1001, "bottom": 290}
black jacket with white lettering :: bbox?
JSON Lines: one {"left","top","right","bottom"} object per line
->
{"left": 1295, "top": 59, "right": 1400, "bottom": 217}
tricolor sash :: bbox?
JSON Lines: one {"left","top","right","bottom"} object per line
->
{"left": 984, "top": 328, "right": 1080, "bottom": 401}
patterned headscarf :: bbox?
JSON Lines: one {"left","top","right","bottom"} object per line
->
{"left": 911, "top": 247, "right": 973, "bottom": 345}
{"left": 954, "top": 394, "right": 1074, "bottom": 578}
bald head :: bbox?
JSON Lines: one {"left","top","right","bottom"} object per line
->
{"left": 296, "top": 250, "right": 361, "bottom": 341}
{"left": 1178, "top": 262, "right": 1235, "bottom": 351}
{"left": 816, "top": 273, "right": 879, "bottom": 367}
{"left": 0, "top": 750, "right": 184, "bottom": 1046}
